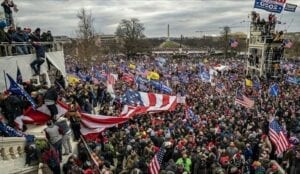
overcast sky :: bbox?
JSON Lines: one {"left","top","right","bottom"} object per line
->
{"left": 14, "top": 0, "right": 300, "bottom": 38}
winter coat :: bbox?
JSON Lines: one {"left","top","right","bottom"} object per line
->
{"left": 44, "top": 88, "right": 58, "bottom": 102}
{"left": 32, "top": 44, "right": 45, "bottom": 59}
{"left": 1, "top": 95, "right": 23, "bottom": 118}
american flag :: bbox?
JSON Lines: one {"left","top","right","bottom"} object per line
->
{"left": 121, "top": 73, "right": 134, "bottom": 83}
{"left": 215, "top": 83, "right": 225, "bottom": 93}
{"left": 80, "top": 90, "right": 178, "bottom": 137}
{"left": 121, "top": 90, "right": 177, "bottom": 111}
{"left": 269, "top": 118, "right": 289, "bottom": 154}
{"left": 22, "top": 100, "right": 68, "bottom": 124}
{"left": 234, "top": 89, "right": 254, "bottom": 109}
{"left": 149, "top": 147, "right": 166, "bottom": 174}
{"left": 283, "top": 39, "right": 293, "bottom": 48}
{"left": 107, "top": 73, "right": 116, "bottom": 86}
{"left": 229, "top": 39, "right": 238, "bottom": 48}
{"left": 79, "top": 91, "right": 177, "bottom": 138}
{"left": 122, "top": 90, "right": 145, "bottom": 106}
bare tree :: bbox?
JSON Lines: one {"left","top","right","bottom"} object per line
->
{"left": 115, "top": 18, "right": 146, "bottom": 58}
{"left": 76, "top": 8, "right": 99, "bottom": 61}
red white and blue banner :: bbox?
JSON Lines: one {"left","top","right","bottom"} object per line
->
{"left": 254, "top": 0, "right": 286, "bottom": 13}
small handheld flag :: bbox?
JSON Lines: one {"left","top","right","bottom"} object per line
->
{"left": 229, "top": 39, "right": 238, "bottom": 48}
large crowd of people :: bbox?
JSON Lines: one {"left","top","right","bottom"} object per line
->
{"left": 1, "top": 53, "right": 299, "bottom": 174}
{"left": 0, "top": 1, "right": 299, "bottom": 173}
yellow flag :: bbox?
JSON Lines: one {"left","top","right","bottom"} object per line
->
{"left": 67, "top": 75, "right": 80, "bottom": 84}
{"left": 129, "top": 64, "right": 136, "bottom": 69}
{"left": 147, "top": 71, "right": 160, "bottom": 80}
{"left": 245, "top": 79, "right": 253, "bottom": 87}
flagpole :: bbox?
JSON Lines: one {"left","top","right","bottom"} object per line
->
{"left": 3, "top": 70, "right": 7, "bottom": 90}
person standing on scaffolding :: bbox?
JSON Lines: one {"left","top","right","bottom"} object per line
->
{"left": 1, "top": 0, "right": 18, "bottom": 27}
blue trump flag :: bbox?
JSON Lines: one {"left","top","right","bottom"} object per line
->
{"left": 150, "top": 80, "right": 162, "bottom": 90}
{"left": 269, "top": 84, "right": 280, "bottom": 97}
{"left": 254, "top": 0, "right": 285, "bottom": 13}
{"left": 286, "top": 76, "right": 300, "bottom": 85}
{"left": 77, "top": 71, "right": 87, "bottom": 81}
{"left": 149, "top": 80, "right": 172, "bottom": 94}
{"left": 0, "top": 122, "right": 35, "bottom": 142}
{"left": 135, "top": 76, "right": 149, "bottom": 85}
{"left": 160, "top": 83, "right": 172, "bottom": 94}
{"left": 200, "top": 71, "right": 211, "bottom": 82}
{"left": 6, "top": 74, "right": 37, "bottom": 109}
{"left": 179, "top": 73, "right": 189, "bottom": 84}
{"left": 185, "top": 106, "right": 198, "bottom": 123}
{"left": 253, "top": 76, "right": 260, "bottom": 91}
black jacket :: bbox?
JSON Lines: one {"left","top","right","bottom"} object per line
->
{"left": 44, "top": 87, "right": 58, "bottom": 101}
{"left": 1, "top": 95, "right": 23, "bottom": 117}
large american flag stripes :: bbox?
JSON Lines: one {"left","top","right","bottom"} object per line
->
{"left": 13, "top": 101, "right": 69, "bottom": 130}
{"left": 19, "top": 91, "right": 177, "bottom": 138}
{"left": 81, "top": 91, "right": 177, "bottom": 137}
{"left": 234, "top": 90, "right": 254, "bottom": 109}
{"left": 269, "top": 118, "right": 290, "bottom": 154}
{"left": 22, "top": 101, "right": 69, "bottom": 124}
{"left": 122, "top": 90, "right": 177, "bottom": 112}
{"left": 149, "top": 147, "right": 166, "bottom": 174}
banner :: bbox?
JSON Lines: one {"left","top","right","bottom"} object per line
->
{"left": 284, "top": 3, "right": 297, "bottom": 12}
{"left": 254, "top": 0, "right": 286, "bottom": 13}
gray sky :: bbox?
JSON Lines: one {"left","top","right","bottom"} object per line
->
{"left": 14, "top": 0, "right": 300, "bottom": 37}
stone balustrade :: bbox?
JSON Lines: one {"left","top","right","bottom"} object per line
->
{"left": 0, "top": 137, "right": 26, "bottom": 161}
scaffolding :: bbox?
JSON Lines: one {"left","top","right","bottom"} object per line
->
{"left": 246, "top": 18, "right": 284, "bottom": 78}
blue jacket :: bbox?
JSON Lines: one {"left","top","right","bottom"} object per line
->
{"left": 32, "top": 44, "right": 45, "bottom": 58}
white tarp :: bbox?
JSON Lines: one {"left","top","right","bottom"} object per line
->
{"left": 46, "top": 51, "right": 66, "bottom": 77}
{"left": 0, "top": 51, "right": 66, "bottom": 92}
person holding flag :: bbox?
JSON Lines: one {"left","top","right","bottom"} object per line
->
{"left": 1, "top": 74, "right": 37, "bottom": 131}
{"left": 0, "top": 91, "right": 24, "bottom": 130}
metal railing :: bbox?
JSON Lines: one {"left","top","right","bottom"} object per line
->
{"left": 0, "top": 41, "right": 64, "bottom": 57}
